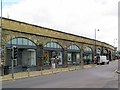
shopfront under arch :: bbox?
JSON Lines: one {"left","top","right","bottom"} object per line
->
{"left": 83, "top": 47, "right": 93, "bottom": 64}
{"left": 96, "top": 48, "right": 101, "bottom": 56}
{"left": 67, "top": 45, "right": 81, "bottom": 65}
{"left": 103, "top": 49, "right": 108, "bottom": 59}
{"left": 5, "top": 37, "right": 37, "bottom": 72}
{"left": 43, "top": 42, "right": 63, "bottom": 66}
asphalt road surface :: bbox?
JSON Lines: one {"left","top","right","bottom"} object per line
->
{"left": 2, "top": 60, "right": 119, "bottom": 88}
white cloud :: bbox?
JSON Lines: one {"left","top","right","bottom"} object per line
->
{"left": 2, "top": 0, "right": 119, "bottom": 47}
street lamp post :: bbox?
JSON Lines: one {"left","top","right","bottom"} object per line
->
{"left": 0, "top": 0, "right": 2, "bottom": 36}
{"left": 113, "top": 38, "right": 117, "bottom": 47}
{"left": 94, "top": 29, "right": 99, "bottom": 61}
{"left": 0, "top": 0, "right": 3, "bottom": 76}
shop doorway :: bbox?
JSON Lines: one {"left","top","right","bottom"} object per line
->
{"left": 43, "top": 42, "right": 63, "bottom": 67}
{"left": 67, "top": 45, "right": 80, "bottom": 65}
{"left": 83, "top": 47, "right": 93, "bottom": 64}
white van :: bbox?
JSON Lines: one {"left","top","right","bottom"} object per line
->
{"left": 97, "top": 56, "right": 109, "bottom": 65}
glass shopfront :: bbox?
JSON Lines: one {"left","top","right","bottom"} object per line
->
{"left": 5, "top": 37, "right": 37, "bottom": 72}
{"left": 103, "top": 49, "right": 108, "bottom": 59}
{"left": 96, "top": 48, "right": 101, "bottom": 56}
{"left": 67, "top": 45, "right": 80, "bottom": 65}
{"left": 83, "top": 47, "right": 93, "bottom": 64}
{"left": 43, "top": 42, "right": 63, "bottom": 66}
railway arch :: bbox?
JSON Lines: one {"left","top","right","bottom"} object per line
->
{"left": 1, "top": 18, "right": 116, "bottom": 74}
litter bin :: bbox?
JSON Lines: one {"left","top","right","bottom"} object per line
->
{"left": 4, "top": 66, "right": 9, "bottom": 75}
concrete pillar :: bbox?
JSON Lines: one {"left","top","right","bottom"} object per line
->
{"left": 80, "top": 45, "right": 84, "bottom": 68}
{"left": 63, "top": 48, "right": 67, "bottom": 67}
{"left": 37, "top": 44, "right": 43, "bottom": 69}
{"left": 109, "top": 51, "right": 112, "bottom": 61}
{"left": 1, "top": 45, "right": 6, "bottom": 76}
{"left": 101, "top": 47, "right": 104, "bottom": 56}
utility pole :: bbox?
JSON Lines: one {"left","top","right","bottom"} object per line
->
{"left": 113, "top": 38, "right": 117, "bottom": 47}
{"left": 0, "top": 0, "right": 2, "bottom": 32}
{"left": 94, "top": 29, "right": 99, "bottom": 56}
{"left": 0, "top": 0, "right": 3, "bottom": 76}
{"left": 94, "top": 29, "right": 99, "bottom": 64}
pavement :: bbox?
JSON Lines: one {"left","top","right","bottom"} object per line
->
{"left": 2, "top": 60, "right": 118, "bottom": 88}
{"left": 115, "top": 70, "right": 120, "bottom": 74}
{"left": 1, "top": 64, "right": 95, "bottom": 81}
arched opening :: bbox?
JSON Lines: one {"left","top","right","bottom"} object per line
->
{"left": 96, "top": 48, "right": 101, "bottom": 56}
{"left": 43, "top": 42, "right": 63, "bottom": 67}
{"left": 83, "top": 47, "right": 93, "bottom": 64}
{"left": 67, "top": 45, "right": 80, "bottom": 65}
{"left": 112, "top": 51, "right": 118, "bottom": 60}
{"left": 94, "top": 48, "right": 101, "bottom": 64}
{"left": 103, "top": 49, "right": 108, "bottom": 60}
{"left": 5, "top": 37, "right": 37, "bottom": 73}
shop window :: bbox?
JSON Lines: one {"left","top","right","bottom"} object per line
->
{"left": 54, "top": 43, "right": 57, "bottom": 48}
{"left": 23, "top": 38, "right": 28, "bottom": 45}
{"left": 84, "top": 47, "right": 92, "bottom": 52}
{"left": 44, "top": 42, "right": 62, "bottom": 49}
{"left": 28, "top": 40, "right": 33, "bottom": 46}
{"left": 7, "top": 38, "right": 36, "bottom": 46}
{"left": 97, "top": 48, "right": 101, "bottom": 54}
{"left": 67, "top": 45, "right": 80, "bottom": 50}
{"left": 18, "top": 38, "right": 23, "bottom": 45}
{"left": 104, "top": 49, "right": 108, "bottom": 54}
{"left": 51, "top": 42, "right": 54, "bottom": 47}
{"left": 12, "top": 39, "right": 17, "bottom": 44}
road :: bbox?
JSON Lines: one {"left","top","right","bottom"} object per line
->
{"left": 2, "top": 60, "right": 118, "bottom": 88}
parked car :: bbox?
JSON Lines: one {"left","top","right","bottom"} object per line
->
{"left": 97, "top": 56, "right": 109, "bottom": 65}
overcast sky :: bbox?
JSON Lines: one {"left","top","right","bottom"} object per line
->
{"left": 1, "top": 0, "right": 119, "bottom": 47}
